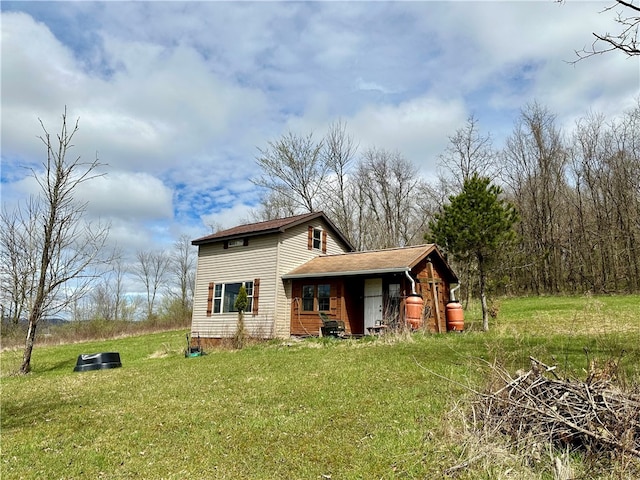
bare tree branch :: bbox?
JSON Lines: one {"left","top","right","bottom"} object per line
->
{"left": 566, "top": 0, "right": 640, "bottom": 61}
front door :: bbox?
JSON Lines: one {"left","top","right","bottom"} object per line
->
{"left": 364, "top": 278, "right": 383, "bottom": 334}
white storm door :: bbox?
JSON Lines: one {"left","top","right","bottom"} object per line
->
{"left": 364, "top": 278, "right": 383, "bottom": 334}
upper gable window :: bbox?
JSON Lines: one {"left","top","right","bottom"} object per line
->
{"left": 307, "top": 226, "right": 327, "bottom": 253}
{"left": 224, "top": 238, "right": 248, "bottom": 249}
{"left": 312, "top": 228, "right": 322, "bottom": 250}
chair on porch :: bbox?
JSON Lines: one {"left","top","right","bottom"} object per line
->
{"left": 319, "top": 312, "right": 346, "bottom": 337}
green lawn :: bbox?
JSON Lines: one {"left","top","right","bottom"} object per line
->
{"left": 2, "top": 295, "right": 639, "bottom": 479}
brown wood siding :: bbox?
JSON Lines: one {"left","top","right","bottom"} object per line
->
{"left": 290, "top": 278, "right": 351, "bottom": 335}
{"left": 276, "top": 221, "right": 352, "bottom": 337}
{"left": 413, "top": 255, "right": 451, "bottom": 333}
{"left": 344, "top": 279, "right": 364, "bottom": 335}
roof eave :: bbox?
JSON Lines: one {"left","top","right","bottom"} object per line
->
{"left": 282, "top": 267, "right": 410, "bottom": 280}
{"left": 192, "top": 229, "right": 280, "bottom": 246}
{"left": 191, "top": 211, "right": 355, "bottom": 250}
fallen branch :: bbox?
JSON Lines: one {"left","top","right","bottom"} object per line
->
{"left": 474, "top": 357, "right": 640, "bottom": 459}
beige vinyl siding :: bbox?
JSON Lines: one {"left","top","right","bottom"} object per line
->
{"left": 191, "top": 234, "right": 279, "bottom": 338}
{"left": 191, "top": 217, "right": 352, "bottom": 339}
{"left": 319, "top": 219, "right": 351, "bottom": 255}
{"left": 274, "top": 220, "right": 351, "bottom": 337}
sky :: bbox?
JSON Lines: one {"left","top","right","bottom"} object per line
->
{"left": 2, "top": 1, "right": 639, "bottom": 267}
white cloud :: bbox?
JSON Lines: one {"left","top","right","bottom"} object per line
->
{"left": 2, "top": 0, "right": 638, "bottom": 261}
{"left": 1, "top": 10, "right": 269, "bottom": 176}
{"left": 75, "top": 170, "right": 173, "bottom": 221}
{"left": 201, "top": 203, "right": 256, "bottom": 232}
{"left": 348, "top": 95, "right": 468, "bottom": 177}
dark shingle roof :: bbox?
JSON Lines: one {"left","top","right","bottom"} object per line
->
{"left": 191, "top": 211, "right": 354, "bottom": 250}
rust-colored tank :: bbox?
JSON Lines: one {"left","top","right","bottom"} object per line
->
{"left": 405, "top": 294, "right": 424, "bottom": 330}
{"left": 446, "top": 301, "right": 464, "bottom": 332}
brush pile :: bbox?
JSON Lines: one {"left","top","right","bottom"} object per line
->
{"left": 473, "top": 356, "right": 640, "bottom": 459}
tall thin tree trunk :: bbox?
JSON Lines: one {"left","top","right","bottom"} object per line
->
{"left": 478, "top": 255, "right": 489, "bottom": 331}
{"left": 20, "top": 316, "right": 38, "bottom": 374}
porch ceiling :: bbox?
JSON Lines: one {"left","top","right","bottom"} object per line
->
{"left": 283, "top": 244, "right": 438, "bottom": 279}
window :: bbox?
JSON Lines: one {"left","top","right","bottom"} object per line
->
{"left": 307, "top": 226, "right": 327, "bottom": 253}
{"left": 302, "top": 285, "right": 315, "bottom": 311}
{"left": 312, "top": 228, "right": 322, "bottom": 250}
{"left": 212, "top": 281, "right": 253, "bottom": 314}
{"left": 317, "top": 284, "right": 330, "bottom": 311}
{"left": 386, "top": 283, "right": 401, "bottom": 321}
{"left": 301, "top": 284, "right": 331, "bottom": 311}
{"left": 223, "top": 238, "right": 248, "bottom": 249}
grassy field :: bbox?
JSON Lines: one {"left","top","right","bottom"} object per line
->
{"left": 2, "top": 295, "right": 639, "bottom": 479}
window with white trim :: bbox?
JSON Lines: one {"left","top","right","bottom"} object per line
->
{"left": 312, "top": 228, "right": 322, "bottom": 250}
{"left": 212, "top": 281, "right": 253, "bottom": 313}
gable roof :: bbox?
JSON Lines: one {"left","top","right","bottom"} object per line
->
{"left": 192, "top": 211, "right": 354, "bottom": 250}
{"left": 282, "top": 244, "right": 458, "bottom": 281}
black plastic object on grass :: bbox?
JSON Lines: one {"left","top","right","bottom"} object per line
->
{"left": 73, "top": 352, "right": 122, "bottom": 372}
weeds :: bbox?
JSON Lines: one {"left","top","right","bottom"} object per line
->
{"left": 1, "top": 316, "right": 191, "bottom": 352}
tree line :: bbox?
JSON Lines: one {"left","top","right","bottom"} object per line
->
{"left": 1, "top": 230, "right": 195, "bottom": 327}
{"left": 68, "top": 238, "right": 195, "bottom": 324}
{"left": 252, "top": 101, "right": 640, "bottom": 298}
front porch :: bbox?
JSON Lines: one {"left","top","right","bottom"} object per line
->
{"left": 288, "top": 270, "right": 449, "bottom": 336}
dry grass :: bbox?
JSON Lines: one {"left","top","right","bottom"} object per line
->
{"left": 429, "top": 355, "right": 640, "bottom": 479}
{"left": 1, "top": 317, "right": 191, "bottom": 352}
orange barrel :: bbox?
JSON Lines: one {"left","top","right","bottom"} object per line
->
{"left": 446, "top": 301, "right": 464, "bottom": 332}
{"left": 405, "top": 294, "right": 424, "bottom": 330}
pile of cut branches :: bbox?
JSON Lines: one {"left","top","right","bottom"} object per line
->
{"left": 473, "top": 356, "right": 640, "bottom": 459}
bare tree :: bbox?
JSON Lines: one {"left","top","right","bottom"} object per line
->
{"left": 569, "top": 0, "right": 640, "bottom": 59}
{"left": 168, "top": 235, "right": 196, "bottom": 317}
{"left": 438, "top": 115, "right": 498, "bottom": 192}
{"left": 133, "top": 250, "right": 170, "bottom": 320}
{"left": 0, "top": 199, "right": 40, "bottom": 325}
{"left": 90, "top": 278, "right": 117, "bottom": 321}
{"left": 110, "top": 252, "right": 129, "bottom": 320}
{"left": 253, "top": 131, "right": 327, "bottom": 214}
{"left": 434, "top": 116, "right": 499, "bottom": 302}
{"left": 206, "top": 220, "right": 225, "bottom": 234}
{"left": 320, "top": 119, "right": 359, "bottom": 242}
{"left": 502, "top": 102, "right": 568, "bottom": 293}
{"left": 357, "top": 148, "right": 426, "bottom": 249}
{"left": 3, "top": 108, "right": 111, "bottom": 374}
{"left": 251, "top": 190, "right": 301, "bottom": 221}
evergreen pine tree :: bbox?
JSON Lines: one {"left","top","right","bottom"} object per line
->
{"left": 428, "top": 175, "right": 518, "bottom": 331}
{"left": 233, "top": 284, "right": 249, "bottom": 349}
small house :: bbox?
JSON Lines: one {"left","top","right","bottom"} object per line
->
{"left": 190, "top": 212, "right": 458, "bottom": 345}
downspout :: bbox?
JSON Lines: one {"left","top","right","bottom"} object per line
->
{"left": 404, "top": 269, "right": 416, "bottom": 295}
{"left": 450, "top": 283, "right": 461, "bottom": 302}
